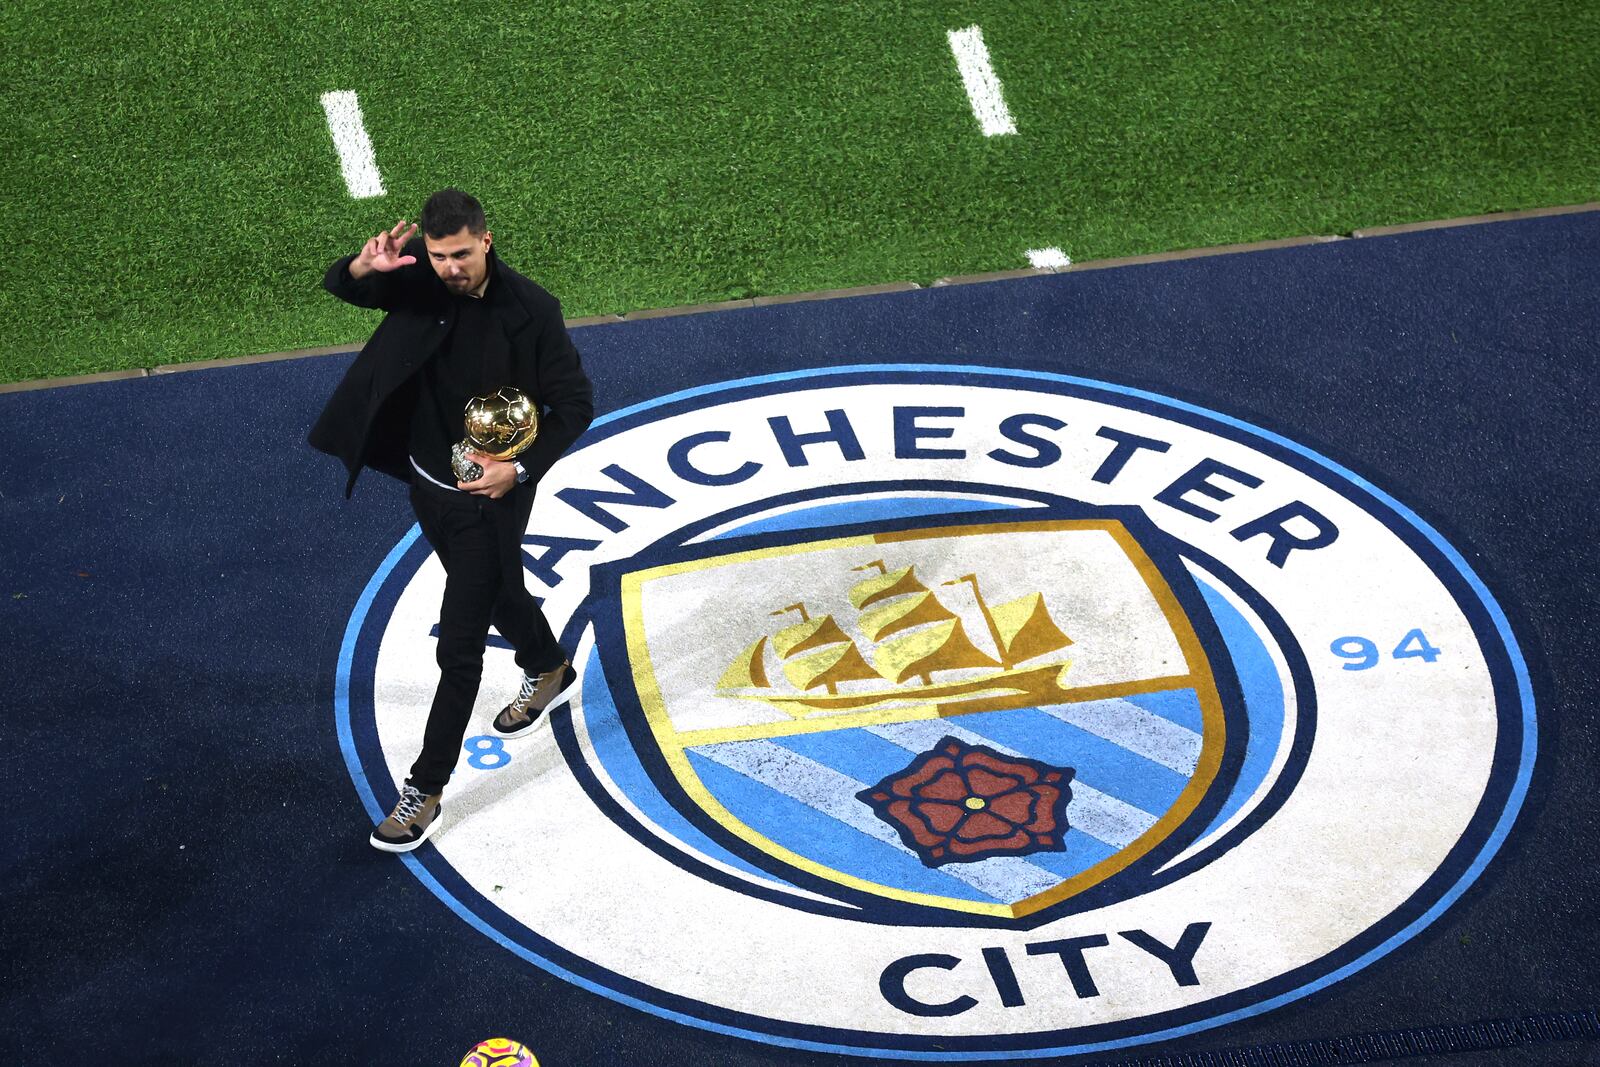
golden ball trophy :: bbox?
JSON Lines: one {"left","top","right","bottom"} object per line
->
{"left": 450, "top": 387, "right": 540, "bottom": 483}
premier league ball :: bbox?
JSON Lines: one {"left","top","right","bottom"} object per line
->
{"left": 460, "top": 1037, "right": 538, "bottom": 1067}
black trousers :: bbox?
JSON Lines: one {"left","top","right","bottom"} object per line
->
{"left": 406, "top": 476, "right": 564, "bottom": 794}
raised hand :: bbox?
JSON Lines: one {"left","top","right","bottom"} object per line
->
{"left": 353, "top": 219, "right": 419, "bottom": 275}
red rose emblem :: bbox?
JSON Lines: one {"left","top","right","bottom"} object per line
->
{"left": 857, "top": 736, "right": 1074, "bottom": 866}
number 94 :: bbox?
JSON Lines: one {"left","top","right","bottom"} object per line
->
{"left": 1330, "top": 629, "right": 1440, "bottom": 671}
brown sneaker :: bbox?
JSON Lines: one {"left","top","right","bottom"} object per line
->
{"left": 369, "top": 785, "right": 443, "bottom": 853}
{"left": 492, "top": 661, "right": 577, "bottom": 736}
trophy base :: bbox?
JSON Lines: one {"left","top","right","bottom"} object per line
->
{"left": 451, "top": 442, "right": 484, "bottom": 483}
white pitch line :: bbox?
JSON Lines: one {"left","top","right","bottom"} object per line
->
{"left": 947, "top": 25, "right": 1016, "bottom": 137}
{"left": 320, "top": 90, "right": 385, "bottom": 199}
{"left": 1027, "top": 247, "right": 1072, "bottom": 270}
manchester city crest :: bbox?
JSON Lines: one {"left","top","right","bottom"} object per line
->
{"left": 589, "top": 508, "right": 1248, "bottom": 924}
{"left": 338, "top": 365, "right": 1534, "bottom": 1059}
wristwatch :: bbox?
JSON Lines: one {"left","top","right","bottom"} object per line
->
{"left": 512, "top": 459, "right": 530, "bottom": 485}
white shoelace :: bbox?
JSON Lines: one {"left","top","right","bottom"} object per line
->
{"left": 393, "top": 785, "right": 427, "bottom": 824}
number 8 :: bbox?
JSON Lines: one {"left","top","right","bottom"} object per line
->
{"left": 464, "top": 735, "right": 511, "bottom": 770}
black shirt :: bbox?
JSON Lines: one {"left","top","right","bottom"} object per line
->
{"left": 408, "top": 286, "right": 497, "bottom": 486}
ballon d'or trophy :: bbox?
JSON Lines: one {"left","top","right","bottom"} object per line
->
{"left": 451, "top": 387, "right": 540, "bottom": 483}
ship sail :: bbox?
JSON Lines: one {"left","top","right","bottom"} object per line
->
{"left": 773, "top": 614, "right": 856, "bottom": 660}
{"left": 849, "top": 565, "right": 928, "bottom": 610}
{"left": 873, "top": 618, "right": 1002, "bottom": 685}
{"left": 988, "top": 592, "right": 1074, "bottom": 665}
{"left": 781, "top": 642, "right": 882, "bottom": 692}
{"left": 717, "top": 635, "right": 771, "bottom": 690}
{"left": 858, "top": 591, "right": 957, "bottom": 642}
{"left": 759, "top": 611, "right": 883, "bottom": 697}
{"left": 780, "top": 643, "right": 883, "bottom": 694}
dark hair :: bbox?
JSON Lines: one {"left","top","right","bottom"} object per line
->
{"left": 421, "top": 188, "right": 487, "bottom": 238}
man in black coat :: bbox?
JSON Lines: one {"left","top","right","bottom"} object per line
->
{"left": 310, "top": 188, "right": 594, "bottom": 853}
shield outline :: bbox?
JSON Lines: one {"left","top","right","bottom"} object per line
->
{"left": 617, "top": 514, "right": 1231, "bottom": 919}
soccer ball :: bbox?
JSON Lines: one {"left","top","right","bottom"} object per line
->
{"left": 459, "top": 1037, "right": 538, "bottom": 1067}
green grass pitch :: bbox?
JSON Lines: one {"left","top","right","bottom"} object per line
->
{"left": 1, "top": 1, "right": 1596, "bottom": 384}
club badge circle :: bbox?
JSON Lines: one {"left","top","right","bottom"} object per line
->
{"left": 336, "top": 365, "right": 1536, "bottom": 1060}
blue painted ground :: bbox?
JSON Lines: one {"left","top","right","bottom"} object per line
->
{"left": 2, "top": 214, "right": 1597, "bottom": 1065}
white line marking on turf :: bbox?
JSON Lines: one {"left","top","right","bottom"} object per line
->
{"left": 1027, "top": 247, "right": 1071, "bottom": 270}
{"left": 947, "top": 25, "right": 1016, "bottom": 137}
{"left": 320, "top": 90, "right": 385, "bottom": 199}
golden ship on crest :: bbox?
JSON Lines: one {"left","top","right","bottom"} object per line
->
{"left": 717, "top": 560, "right": 1076, "bottom": 718}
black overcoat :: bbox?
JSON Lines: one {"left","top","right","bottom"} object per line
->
{"left": 309, "top": 238, "right": 594, "bottom": 497}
